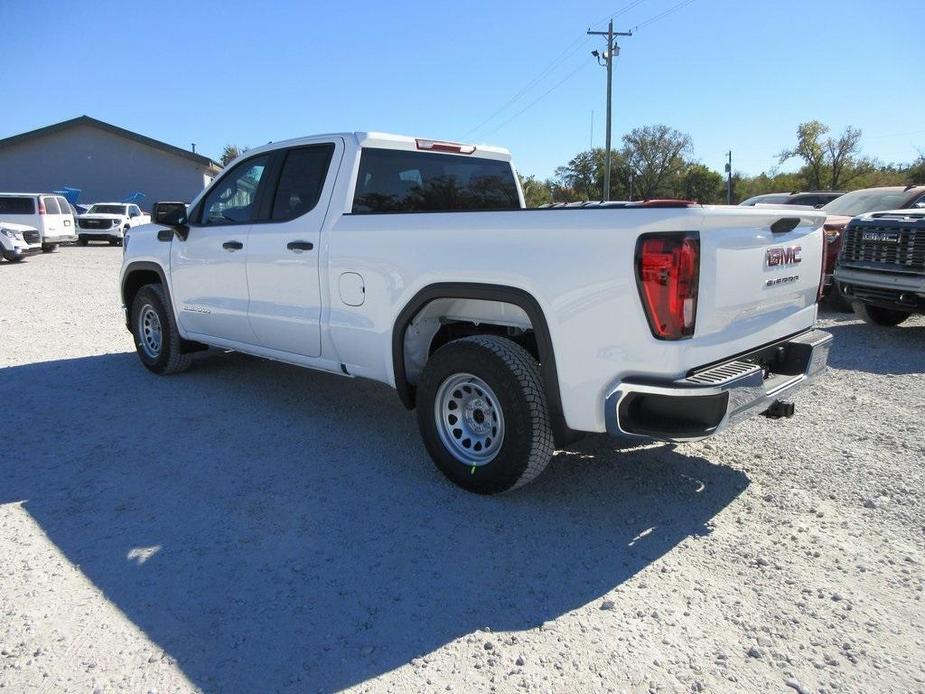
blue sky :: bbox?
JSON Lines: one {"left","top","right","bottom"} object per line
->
{"left": 2, "top": 0, "right": 923, "bottom": 179}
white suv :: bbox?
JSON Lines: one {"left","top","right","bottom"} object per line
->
{"left": 0, "top": 193, "right": 78, "bottom": 252}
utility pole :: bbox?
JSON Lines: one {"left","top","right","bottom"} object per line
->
{"left": 589, "top": 20, "right": 632, "bottom": 201}
{"left": 725, "top": 150, "right": 733, "bottom": 204}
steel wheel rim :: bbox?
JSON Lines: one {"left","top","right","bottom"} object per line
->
{"left": 434, "top": 373, "right": 504, "bottom": 466}
{"left": 138, "top": 304, "right": 163, "bottom": 358}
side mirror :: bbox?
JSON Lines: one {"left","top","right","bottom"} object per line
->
{"left": 153, "top": 201, "right": 188, "bottom": 225}
{"left": 914, "top": 201, "right": 925, "bottom": 209}
{"left": 153, "top": 201, "right": 190, "bottom": 240}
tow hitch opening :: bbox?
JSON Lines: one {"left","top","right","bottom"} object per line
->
{"left": 763, "top": 400, "right": 795, "bottom": 419}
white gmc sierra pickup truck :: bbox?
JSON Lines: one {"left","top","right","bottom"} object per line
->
{"left": 78, "top": 203, "right": 150, "bottom": 246}
{"left": 120, "top": 132, "right": 832, "bottom": 494}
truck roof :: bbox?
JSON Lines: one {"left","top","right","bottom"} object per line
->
{"left": 244, "top": 132, "right": 513, "bottom": 162}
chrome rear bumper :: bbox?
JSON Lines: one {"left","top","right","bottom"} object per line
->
{"left": 605, "top": 329, "right": 833, "bottom": 442}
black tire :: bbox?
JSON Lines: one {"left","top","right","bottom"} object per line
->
{"left": 2, "top": 251, "right": 24, "bottom": 263}
{"left": 852, "top": 302, "right": 910, "bottom": 327}
{"left": 130, "top": 283, "right": 193, "bottom": 375}
{"left": 416, "top": 335, "right": 554, "bottom": 494}
{"left": 77, "top": 238, "right": 88, "bottom": 246}
{"left": 41, "top": 243, "right": 57, "bottom": 253}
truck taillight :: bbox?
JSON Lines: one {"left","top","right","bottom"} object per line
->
{"left": 635, "top": 232, "right": 700, "bottom": 340}
{"left": 37, "top": 198, "right": 46, "bottom": 215}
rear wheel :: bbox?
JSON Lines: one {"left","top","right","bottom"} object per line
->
{"left": 852, "top": 302, "right": 910, "bottom": 327}
{"left": 130, "top": 284, "right": 193, "bottom": 375}
{"left": 416, "top": 335, "right": 554, "bottom": 494}
{"left": 41, "top": 243, "right": 57, "bottom": 253}
{"left": 77, "top": 238, "right": 88, "bottom": 246}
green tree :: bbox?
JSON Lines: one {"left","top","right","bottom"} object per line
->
{"left": 554, "top": 150, "right": 602, "bottom": 199}
{"left": 553, "top": 148, "right": 632, "bottom": 201}
{"left": 518, "top": 174, "right": 553, "bottom": 207}
{"left": 220, "top": 144, "right": 248, "bottom": 167}
{"left": 622, "top": 124, "right": 693, "bottom": 199}
{"left": 778, "top": 121, "right": 863, "bottom": 190}
{"left": 906, "top": 152, "right": 925, "bottom": 185}
{"left": 679, "top": 164, "right": 724, "bottom": 203}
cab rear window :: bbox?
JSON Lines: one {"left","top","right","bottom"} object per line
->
{"left": 352, "top": 148, "right": 519, "bottom": 213}
{"left": 0, "top": 197, "right": 35, "bottom": 214}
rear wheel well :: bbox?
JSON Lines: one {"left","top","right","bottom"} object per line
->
{"left": 428, "top": 321, "right": 539, "bottom": 361}
{"left": 392, "top": 283, "right": 574, "bottom": 442}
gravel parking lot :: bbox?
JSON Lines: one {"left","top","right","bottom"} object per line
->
{"left": 1, "top": 246, "right": 923, "bottom": 694}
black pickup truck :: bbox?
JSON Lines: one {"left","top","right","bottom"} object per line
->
{"left": 835, "top": 209, "right": 925, "bottom": 325}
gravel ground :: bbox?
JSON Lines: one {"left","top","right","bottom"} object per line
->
{"left": 1, "top": 246, "right": 923, "bottom": 694}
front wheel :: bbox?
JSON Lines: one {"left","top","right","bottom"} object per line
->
{"left": 130, "top": 284, "right": 193, "bottom": 375}
{"left": 2, "top": 251, "right": 24, "bottom": 263}
{"left": 852, "top": 302, "right": 910, "bottom": 327}
{"left": 416, "top": 335, "right": 554, "bottom": 494}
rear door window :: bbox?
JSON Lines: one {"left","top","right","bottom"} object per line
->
{"left": 352, "top": 148, "right": 520, "bottom": 213}
{"left": 270, "top": 144, "right": 334, "bottom": 220}
{"left": 43, "top": 197, "right": 61, "bottom": 215}
{"left": 0, "top": 197, "right": 36, "bottom": 214}
{"left": 57, "top": 197, "right": 74, "bottom": 215}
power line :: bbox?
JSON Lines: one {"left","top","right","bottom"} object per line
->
{"left": 459, "top": 0, "right": 654, "bottom": 141}
{"left": 479, "top": 60, "right": 592, "bottom": 139}
{"left": 458, "top": 36, "right": 591, "bottom": 140}
{"left": 464, "top": 0, "right": 696, "bottom": 143}
{"left": 633, "top": 0, "right": 697, "bottom": 30}
{"left": 591, "top": 0, "right": 651, "bottom": 28}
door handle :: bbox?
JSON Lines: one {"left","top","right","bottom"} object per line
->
{"left": 287, "top": 240, "right": 314, "bottom": 252}
{"left": 222, "top": 240, "right": 243, "bottom": 251}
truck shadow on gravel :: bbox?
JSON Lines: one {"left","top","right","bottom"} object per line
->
{"left": 821, "top": 316, "right": 925, "bottom": 375}
{"left": 2, "top": 352, "right": 749, "bottom": 693}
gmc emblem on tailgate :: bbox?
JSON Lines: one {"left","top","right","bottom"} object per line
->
{"left": 766, "top": 245, "right": 802, "bottom": 267}
{"left": 862, "top": 231, "right": 900, "bottom": 243}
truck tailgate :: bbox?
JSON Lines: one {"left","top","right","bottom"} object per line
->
{"left": 682, "top": 207, "right": 825, "bottom": 367}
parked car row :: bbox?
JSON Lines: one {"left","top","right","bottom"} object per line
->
{"left": 740, "top": 185, "right": 925, "bottom": 304}
{"left": 739, "top": 190, "right": 844, "bottom": 208}
{"left": 817, "top": 185, "right": 925, "bottom": 293}
{"left": 0, "top": 192, "right": 77, "bottom": 260}
{"left": 0, "top": 192, "right": 151, "bottom": 261}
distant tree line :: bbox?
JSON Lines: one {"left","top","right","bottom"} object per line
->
{"left": 519, "top": 121, "right": 925, "bottom": 207}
